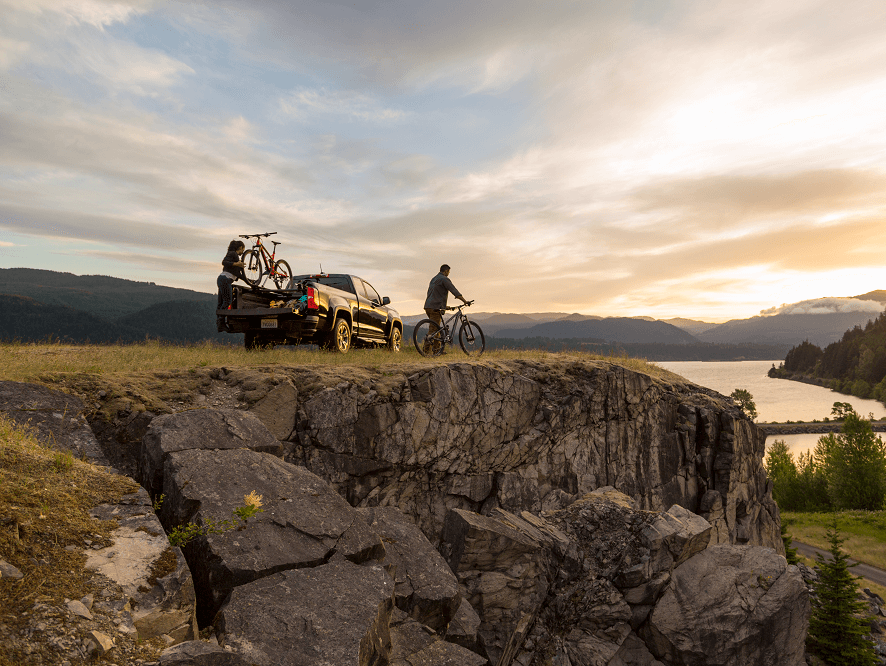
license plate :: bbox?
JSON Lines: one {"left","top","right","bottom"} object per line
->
{"left": 261, "top": 318, "right": 278, "bottom": 329}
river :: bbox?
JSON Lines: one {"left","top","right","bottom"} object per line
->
{"left": 655, "top": 360, "right": 886, "bottom": 459}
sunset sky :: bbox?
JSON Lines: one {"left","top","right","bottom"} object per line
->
{"left": 2, "top": 0, "right": 886, "bottom": 320}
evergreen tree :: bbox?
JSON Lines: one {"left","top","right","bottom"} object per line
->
{"left": 806, "top": 519, "right": 878, "bottom": 666}
{"left": 780, "top": 521, "right": 799, "bottom": 565}
{"left": 730, "top": 388, "right": 757, "bottom": 420}
{"left": 766, "top": 439, "right": 799, "bottom": 510}
{"left": 815, "top": 409, "right": 886, "bottom": 510}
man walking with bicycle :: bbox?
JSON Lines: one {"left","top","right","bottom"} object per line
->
{"left": 423, "top": 264, "right": 469, "bottom": 354}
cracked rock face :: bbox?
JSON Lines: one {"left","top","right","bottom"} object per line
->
{"left": 281, "top": 360, "right": 780, "bottom": 554}
{"left": 158, "top": 448, "right": 385, "bottom": 626}
{"left": 440, "top": 489, "right": 809, "bottom": 666}
{"left": 0, "top": 380, "right": 108, "bottom": 465}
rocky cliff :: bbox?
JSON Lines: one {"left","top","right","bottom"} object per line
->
{"left": 238, "top": 358, "right": 781, "bottom": 553}
{"left": 0, "top": 356, "right": 798, "bottom": 666}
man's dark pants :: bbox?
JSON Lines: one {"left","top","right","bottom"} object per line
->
{"left": 423, "top": 308, "right": 444, "bottom": 353}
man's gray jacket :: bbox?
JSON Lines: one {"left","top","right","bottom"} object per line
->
{"left": 423, "top": 272, "right": 464, "bottom": 310}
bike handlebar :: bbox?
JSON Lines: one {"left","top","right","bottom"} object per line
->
{"left": 239, "top": 232, "right": 277, "bottom": 238}
{"left": 445, "top": 300, "right": 474, "bottom": 311}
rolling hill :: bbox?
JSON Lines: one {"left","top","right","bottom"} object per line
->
{"left": 0, "top": 267, "right": 214, "bottom": 320}
{"left": 695, "top": 311, "right": 880, "bottom": 347}
{"left": 494, "top": 317, "right": 699, "bottom": 344}
{"left": 0, "top": 268, "right": 231, "bottom": 344}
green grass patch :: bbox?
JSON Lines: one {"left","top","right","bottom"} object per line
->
{"left": 782, "top": 510, "right": 886, "bottom": 571}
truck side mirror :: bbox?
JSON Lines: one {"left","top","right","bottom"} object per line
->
{"left": 382, "top": 296, "right": 390, "bottom": 305}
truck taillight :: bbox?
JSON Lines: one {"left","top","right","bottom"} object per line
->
{"left": 307, "top": 287, "right": 318, "bottom": 309}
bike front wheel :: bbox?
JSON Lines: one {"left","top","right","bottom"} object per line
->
{"left": 413, "top": 319, "right": 446, "bottom": 357}
{"left": 459, "top": 320, "right": 485, "bottom": 356}
{"left": 242, "top": 250, "right": 263, "bottom": 286}
{"left": 270, "top": 259, "right": 292, "bottom": 289}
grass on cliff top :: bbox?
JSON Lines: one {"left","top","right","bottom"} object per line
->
{"left": 0, "top": 414, "right": 165, "bottom": 665}
{"left": 0, "top": 340, "right": 675, "bottom": 382}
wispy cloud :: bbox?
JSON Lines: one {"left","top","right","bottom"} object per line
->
{"left": 3, "top": 0, "right": 886, "bottom": 317}
{"left": 279, "top": 87, "right": 408, "bottom": 123}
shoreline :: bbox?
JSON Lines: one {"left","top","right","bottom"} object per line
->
{"left": 759, "top": 422, "right": 886, "bottom": 435}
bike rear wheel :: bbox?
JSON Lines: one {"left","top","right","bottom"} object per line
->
{"left": 242, "top": 250, "right": 263, "bottom": 286}
{"left": 270, "top": 259, "right": 292, "bottom": 289}
{"left": 413, "top": 319, "right": 446, "bottom": 357}
{"left": 458, "top": 320, "right": 485, "bottom": 356}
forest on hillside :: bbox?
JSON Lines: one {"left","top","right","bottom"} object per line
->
{"left": 770, "top": 311, "right": 886, "bottom": 403}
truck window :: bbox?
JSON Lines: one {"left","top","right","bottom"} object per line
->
{"left": 361, "top": 280, "right": 382, "bottom": 304}
{"left": 310, "top": 275, "right": 354, "bottom": 294}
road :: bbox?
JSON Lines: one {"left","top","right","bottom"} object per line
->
{"left": 793, "top": 540, "right": 886, "bottom": 590}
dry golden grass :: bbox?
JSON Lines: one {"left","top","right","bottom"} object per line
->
{"left": 0, "top": 340, "right": 672, "bottom": 383}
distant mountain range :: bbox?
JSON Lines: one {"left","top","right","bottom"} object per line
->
{"left": 0, "top": 268, "right": 229, "bottom": 344}
{"left": 2, "top": 267, "right": 883, "bottom": 356}
{"left": 493, "top": 318, "right": 698, "bottom": 344}
{"left": 404, "top": 296, "right": 884, "bottom": 349}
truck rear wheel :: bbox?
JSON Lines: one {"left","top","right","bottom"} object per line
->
{"left": 324, "top": 318, "right": 351, "bottom": 353}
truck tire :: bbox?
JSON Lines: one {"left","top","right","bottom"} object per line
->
{"left": 324, "top": 317, "right": 351, "bottom": 353}
{"left": 387, "top": 326, "right": 402, "bottom": 352}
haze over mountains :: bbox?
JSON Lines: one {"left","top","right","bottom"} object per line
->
{"left": 2, "top": 268, "right": 884, "bottom": 357}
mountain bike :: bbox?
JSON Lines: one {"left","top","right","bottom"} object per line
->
{"left": 413, "top": 301, "right": 485, "bottom": 356}
{"left": 239, "top": 233, "right": 292, "bottom": 289}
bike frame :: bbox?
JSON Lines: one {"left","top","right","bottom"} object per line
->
{"left": 432, "top": 305, "right": 471, "bottom": 342}
{"left": 246, "top": 235, "right": 285, "bottom": 278}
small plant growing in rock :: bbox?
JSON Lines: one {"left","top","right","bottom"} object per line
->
{"left": 168, "top": 492, "right": 264, "bottom": 547}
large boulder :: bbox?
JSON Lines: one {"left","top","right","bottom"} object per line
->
{"left": 87, "top": 487, "right": 198, "bottom": 644}
{"left": 248, "top": 378, "right": 298, "bottom": 441}
{"left": 140, "top": 408, "right": 282, "bottom": 497}
{"left": 357, "top": 506, "right": 460, "bottom": 633}
{"left": 439, "top": 507, "right": 567, "bottom": 664}
{"left": 642, "top": 544, "right": 810, "bottom": 666}
{"left": 0, "top": 380, "right": 108, "bottom": 465}
{"left": 389, "top": 608, "right": 488, "bottom": 666}
{"left": 158, "top": 448, "right": 384, "bottom": 625}
{"left": 215, "top": 560, "right": 395, "bottom": 666}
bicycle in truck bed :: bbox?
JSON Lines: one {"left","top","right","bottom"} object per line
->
{"left": 239, "top": 232, "right": 292, "bottom": 289}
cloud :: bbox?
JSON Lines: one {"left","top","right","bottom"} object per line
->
{"left": 1, "top": 0, "right": 191, "bottom": 94}
{"left": 78, "top": 249, "right": 218, "bottom": 274}
{"left": 760, "top": 298, "right": 885, "bottom": 316}
{"left": 279, "top": 88, "right": 408, "bottom": 123}
{"left": 0, "top": 203, "right": 219, "bottom": 251}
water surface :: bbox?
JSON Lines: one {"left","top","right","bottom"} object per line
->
{"left": 655, "top": 360, "right": 885, "bottom": 458}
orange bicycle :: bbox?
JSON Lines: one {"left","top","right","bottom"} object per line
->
{"left": 239, "top": 232, "right": 292, "bottom": 289}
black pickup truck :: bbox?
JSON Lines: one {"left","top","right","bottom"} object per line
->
{"left": 219, "top": 274, "right": 402, "bottom": 352}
